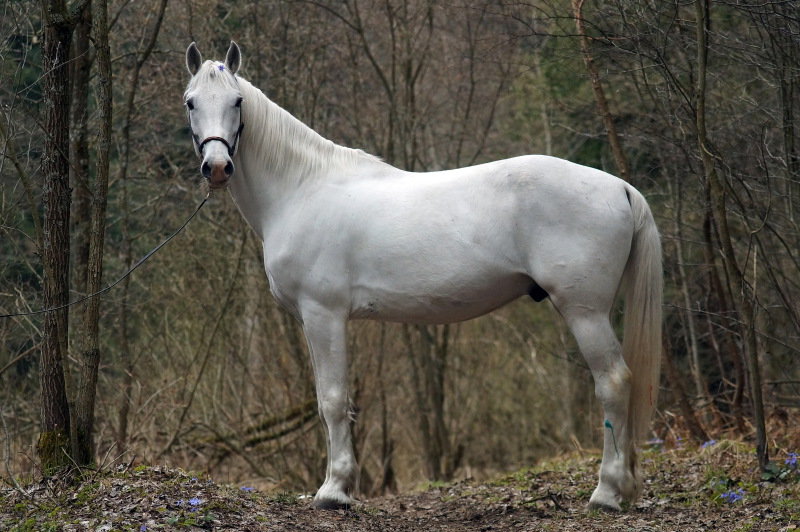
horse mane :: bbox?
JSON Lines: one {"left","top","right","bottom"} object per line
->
{"left": 233, "top": 70, "right": 382, "bottom": 184}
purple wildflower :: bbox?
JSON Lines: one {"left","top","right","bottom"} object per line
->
{"left": 218, "top": 64, "right": 225, "bottom": 71}
{"left": 240, "top": 486, "right": 256, "bottom": 492}
{"left": 786, "top": 452, "right": 798, "bottom": 468}
{"left": 720, "top": 488, "right": 744, "bottom": 503}
{"left": 701, "top": 439, "right": 717, "bottom": 449}
{"left": 187, "top": 497, "right": 204, "bottom": 512}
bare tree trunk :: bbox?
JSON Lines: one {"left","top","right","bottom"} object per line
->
{"left": 572, "top": 0, "right": 630, "bottom": 181}
{"left": 72, "top": 0, "right": 111, "bottom": 467}
{"left": 69, "top": 3, "right": 91, "bottom": 300}
{"left": 694, "top": 0, "right": 767, "bottom": 469}
{"left": 38, "top": 0, "right": 86, "bottom": 474}
{"left": 376, "top": 324, "right": 396, "bottom": 494}
{"left": 662, "top": 334, "right": 709, "bottom": 442}
{"left": 404, "top": 324, "right": 456, "bottom": 481}
{"left": 768, "top": 3, "right": 800, "bottom": 222}
{"left": 701, "top": 208, "right": 746, "bottom": 431}
{"left": 531, "top": 48, "right": 552, "bottom": 156}
{"left": 671, "top": 174, "right": 712, "bottom": 426}
{"left": 113, "top": 0, "right": 168, "bottom": 453}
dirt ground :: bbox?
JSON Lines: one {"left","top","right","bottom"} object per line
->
{"left": 2, "top": 440, "right": 799, "bottom": 531}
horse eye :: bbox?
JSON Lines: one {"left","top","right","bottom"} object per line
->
{"left": 186, "top": 99, "right": 195, "bottom": 111}
{"left": 234, "top": 98, "right": 242, "bottom": 108}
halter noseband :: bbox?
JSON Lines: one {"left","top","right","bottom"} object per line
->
{"left": 194, "top": 121, "right": 245, "bottom": 158}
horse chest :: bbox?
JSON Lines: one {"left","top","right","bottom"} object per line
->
{"left": 262, "top": 235, "right": 351, "bottom": 314}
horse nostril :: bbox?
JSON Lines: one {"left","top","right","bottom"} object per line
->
{"left": 201, "top": 160, "right": 212, "bottom": 178}
{"left": 224, "top": 161, "right": 234, "bottom": 177}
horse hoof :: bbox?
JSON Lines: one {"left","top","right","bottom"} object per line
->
{"left": 311, "top": 497, "right": 352, "bottom": 511}
{"left": 588, "top": 486, "right": 623, "bottom": 512}
{"left": 588, "top": 499, "right": 622, "bottom": 512}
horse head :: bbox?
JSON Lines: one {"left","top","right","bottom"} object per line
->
{"left": 184, "top": 41, "right": 244, "bottom": 189}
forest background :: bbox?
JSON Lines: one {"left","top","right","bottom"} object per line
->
{"left": 1, "top": 0, "right": 798, "bottom": 498}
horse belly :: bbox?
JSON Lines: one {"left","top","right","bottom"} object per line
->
{"left": 350, "top": 271, "right": 532, "bottom": 324}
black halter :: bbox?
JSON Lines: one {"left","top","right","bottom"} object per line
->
{"left": 193, "top": 120, "right": 245, "bottom": 158}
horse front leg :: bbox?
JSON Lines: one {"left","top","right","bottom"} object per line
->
{"left": 300, "top": 303, "right": 357, "bottom": 509}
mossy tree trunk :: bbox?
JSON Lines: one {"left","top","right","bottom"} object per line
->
{"left": 38, "top": 0, "right": 87, "bottom": 475}
{"left": 38, "top": 0, "right": 89, "bottom": 475}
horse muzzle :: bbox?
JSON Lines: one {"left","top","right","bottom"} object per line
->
{"left": 201, "top": 158, "right": 234, "bottom": 189}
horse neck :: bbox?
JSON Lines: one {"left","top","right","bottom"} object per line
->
{"left": 236, "top": 78, "right": 373, "bottom": 189}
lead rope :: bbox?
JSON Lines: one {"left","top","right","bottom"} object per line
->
{"left": 0, "top": 192, "right": 211, "bottom": 319}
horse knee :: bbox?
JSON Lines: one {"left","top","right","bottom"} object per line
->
{"left": 564, "top": 314, "right": 631, "bottom": 407}
{"left": 594, "top": 364, "right": 632, "bottom": 407}
{"left": 318, "top": 390, "right": 350, "bottom": 424}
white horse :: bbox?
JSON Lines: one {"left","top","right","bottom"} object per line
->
{"left": 183, "top": 41, "right": 662, "bottom": 512}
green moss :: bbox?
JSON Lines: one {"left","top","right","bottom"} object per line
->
{"left": 74, "top": 482, "right": 100, "bottom": 504}
{"left": 356, "top": 505, "right": 382, "bottom": 516}
{"left": 268, "top": 491, "right": 299, "bottom": 504}
{"left": 775, "top": 497, "right": 800, "bottom": 521}
{"left": 733, "top": 519, "right": 758, "bottom": 532}
{"left": 13, "top": 519, "right": 36, "bottom": 532}
{"left": 36, "top": 429, "right": 71, "bottom": 476}
{"left": 586, "top": 507, "right": 604, "bottom": 518}
{"left": 420, "top": 480, "right": 450, "bottom": 490}
{"left": 488, "top": 467, "right": 536, "bottom": 487}
{"left": 10, "top": 518, "right": 62, "bottom": 532}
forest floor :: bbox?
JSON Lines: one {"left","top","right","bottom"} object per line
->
{"left": 2, "top": 438, "right": 799, "bottom": 531}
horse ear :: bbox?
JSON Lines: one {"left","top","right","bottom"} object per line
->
{"left": 186, "top": 42, "right": 203, "bottom": 75}
{"left": 225, "top": 41, "right": 241, "bottom": 74}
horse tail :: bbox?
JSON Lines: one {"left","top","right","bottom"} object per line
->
{"left": 621, "top": 184, "right": 662, "bottom": 446}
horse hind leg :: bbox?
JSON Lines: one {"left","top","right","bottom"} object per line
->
{"left": 561, "top": 308, "right": 639, "bottom": 511}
